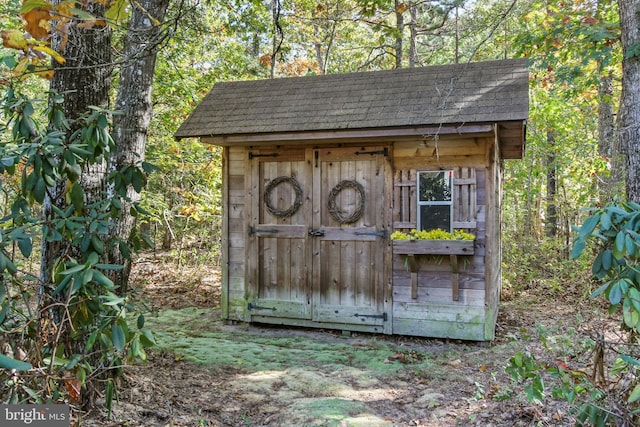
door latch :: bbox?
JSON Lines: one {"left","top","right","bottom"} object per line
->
{"left": 308, "top": 229, "right": 325, "bottom": 237}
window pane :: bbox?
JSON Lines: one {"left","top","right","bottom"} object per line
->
{"left": 419, "top": 171, "right": 452, "bottom": 202}
{"left": 420, "top": 205, "right": 451, "bottom": 231}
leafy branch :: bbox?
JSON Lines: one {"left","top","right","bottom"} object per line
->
{"left": 0, "top": 61, "right": 154, "bottom": 417}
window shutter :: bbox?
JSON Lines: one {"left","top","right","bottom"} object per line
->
{"left": 453, "top": 167, "right": 477, "bottom": 230}
{"left": 393, "top": 168, "right": 478, "bottom": 231}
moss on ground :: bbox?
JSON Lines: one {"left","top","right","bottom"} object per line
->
{"left": 145, "top": 307, "right": 453, "bottom": 426}
{"left": 147, "top": 307, "right": 435, "bottom": 376}
{"left": 283, "top": 397, "right": 393, "bottom": 426}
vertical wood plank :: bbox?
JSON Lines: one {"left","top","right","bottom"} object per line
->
{"left": 276, "top": 161, "right": 291, "bottom": 299}
{"left": 452, "top": 167, "right": 459, "bottom": 224}
{"left": 461, "top": 168, "right": 470, "bottom": 223}
{"left": 382, "top": 149, "right": 393, "bottom": 334}
{"left": 311, "top": 148, "right": 322, "bottom": 316}
{"left": 408, "top": 255, "right": 418, "bottom": 299}
{"left": 451, "top": 254, "right": 459, "bottom": 301}
{"left": 221, "top": 147, "right": 230, "bottom": 319}
{"left": 245, "top": 148, "right": 258, "bottom": 319}
{"left": 263, "top": 161, "right": 276, "bottom": 297}
{"left": 409, "top": 169, "right": 417, "bottom": 225}
{"left": 402, "top": 170, "right": 410, "bottom": 224}
{"left": 343, "top": 159, "right": 358, "bottom": 306}
{"left": 304, "top": 149, "right": 314, "bottom": 306}
{"left": 483, "top": 128, "right": 500, "bottom": 339}
{"left": 393, "top": 169, "right": 401, "bottom": 225}
{"left": 356, "top": 240, "right": 371, "bottom": 306}
{"left": 470, "top": 168, "right": 477, "bottom": 222}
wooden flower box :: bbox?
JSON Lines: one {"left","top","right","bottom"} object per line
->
{"left": 392, "top": 239, "right": 474, "bottom": 256}
{"left": 392, "top": 240, "right": 475, "bottom": 301}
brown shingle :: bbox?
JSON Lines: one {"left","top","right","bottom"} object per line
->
{"left": 175, "top": 58, "right": 528, "bottom": 139}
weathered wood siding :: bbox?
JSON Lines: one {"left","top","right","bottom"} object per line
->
{"left": 390, "top": 135, "right": 493, "bottom": 340}
{"left": 225, "top": 146, "right": 249, "bottom": 320}
{"left": 484, "top": 130, "right": 503, "bottom": 340}
{"left": 221, "top": 135, "right": 501, "bottom": 341}
{"left": 247, "top": 148, "right": 312, "bottom": 321}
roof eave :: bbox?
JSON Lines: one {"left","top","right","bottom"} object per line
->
{"left": 188, "top": 123, "right": 509, "bottom": 146}
{"left": 498, "top": 120, "right": 527, "bottom": 160}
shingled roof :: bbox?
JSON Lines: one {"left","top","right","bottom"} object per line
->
{"left": 175, "top": 58, "right": 528, "bottom": 157}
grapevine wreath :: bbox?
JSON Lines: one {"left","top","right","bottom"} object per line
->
{"left": 327, "top": 180, "right": 365, "bottom": 224}
{"left": 263, "top": 176, "right": 303, "bottom": 218}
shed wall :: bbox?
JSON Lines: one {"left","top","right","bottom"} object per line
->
{"left": 226, "top": 146, "right": 249, "bottom": 321}
{"left": 221, "top": 135, "right": 501, "bottom": 340}
{"left": 390, "top": 165, "right": 489, "bottom": 340}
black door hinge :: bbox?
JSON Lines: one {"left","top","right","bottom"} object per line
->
{"left": 249, "top": 226, "right": 279, "bottom": 234}
{"left": 248, "top": 303, "right": 276, "bottom": 311}
{"left": 249, "top": 152, "right": 279, "bottom": 159}
{"left": 353, "top": 230, "right": 387, "bottom": 238}
{"left": 355, "top": 148, "right": 388, "bottom": 156}
{"left": 354, "top": 312, "right": 388, "bottom": 321}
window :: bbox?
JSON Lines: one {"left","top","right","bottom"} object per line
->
{"left": 417, "top": 170, "right": 453, "bottom": 232}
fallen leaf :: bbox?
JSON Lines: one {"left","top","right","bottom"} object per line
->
{"left": 65, "top": 376, "right": 81, "bottom": 404}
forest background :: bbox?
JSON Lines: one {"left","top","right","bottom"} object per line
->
{"left": 1, "top": 0, "right": 622, "bottom": 268}
{"left": 1, "top": 0, "right": 639, "bottom": 425}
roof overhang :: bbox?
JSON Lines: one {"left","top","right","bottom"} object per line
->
{"left": 186, "top": 121, "right": 525, "bottom": 160}
{"left": 497, "top": 120, "right": 526, "bottom": 159}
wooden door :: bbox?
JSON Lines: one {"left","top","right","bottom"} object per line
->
{"left": 311, "top": 147, "right": 390, "bottom": 328}
{"left": 247, "top": 148, "right": 312, "bottom": 320}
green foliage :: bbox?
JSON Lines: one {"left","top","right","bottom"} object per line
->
{"left": 502, "top": 0, "right": 622, "bottom": 247}
{"left": 515, "top": 0, "right": 620, "bottom": 86}
{"left": 0, "top": 70, "right": 154, "bottom": 412}
{"left": 505, "top": 352, "right": 545, "bottom": 404}
{"left": 572, "top": 202, "right": 640, "bottom": 416}
{"left": 506, "top": 350, "right": 617, "bottom": 425}
{"left": 390, "top": 228, "right": 475, "bottom": 240}
{"left": 504, "top": 201, "right": 640, "bottom": 425}
{"left": 141, "top": 137, "right": 222, "bottom": 265}
{"left": 502, "top": 234, "right": 592, "bottom": 295}
{"left": 505, "top": 335, "right": 630, "bottom": 426}
{"left": 572, "top": 202, "right": 640, "bottom": 334}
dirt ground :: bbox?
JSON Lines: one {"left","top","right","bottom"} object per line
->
{"left": 82, "top": 255, "right": 621, "bottom": 427}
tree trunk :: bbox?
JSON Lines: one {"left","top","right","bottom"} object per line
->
{"left": 312, "top": 5, "right": 337, "bottom": 76}
{"left": 545, "top": 131, "right": 557, "bottom": 238}
{"left": 408, "top": 2, "right": 418, "bottom": 68}
{"left": 454, "top": 5, "right": 459, "bottom": 64}
{"left": 313, "top": 20, "right": 326, "bottom": 74}
{"left": 270, "top": 0, "right": 283, "bottom": 78}
{"left": 597, "top": 72, "right": 619, "bottom": 202}
{"left": 394, "top": 0, "right": 404, "bottom": 69}
{"left": 619, "top": 0, "right": 640, "bottom": 201}
{"left": 49, "top": 4, "right": 112, "bottom": 117}
{"left": 109, "top": 0, "right": 170, "bottom": 291}
{"left": 43, "top": 1, "right": 112, "bottom": 285}
{"left": 44, "top": 0, "right": 112, "bottom": 411}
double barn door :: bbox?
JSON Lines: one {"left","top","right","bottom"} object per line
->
{"left": 247, "top": 146, "right": 390, "bottom": 330}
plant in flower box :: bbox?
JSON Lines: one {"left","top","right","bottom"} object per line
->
{"left": 391, "top": 229, "right": 475, "bottom": 255}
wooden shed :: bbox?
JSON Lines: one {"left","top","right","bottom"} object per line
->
{"left": 175, "top": 58, "right": 528, "bottom": 341}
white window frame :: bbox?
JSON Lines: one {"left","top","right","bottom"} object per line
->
{"left": 417, "top": 170, "right": 454, "bottom": 232}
